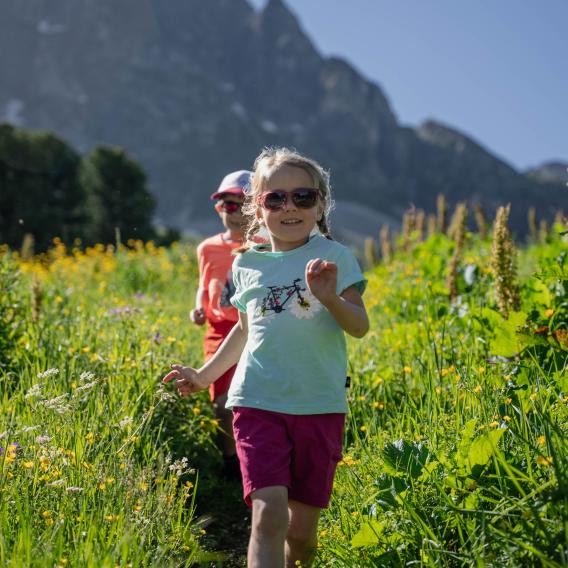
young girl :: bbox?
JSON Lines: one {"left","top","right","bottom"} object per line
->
{"left": 163, "top": 148, "right": 369, "bottom": 567}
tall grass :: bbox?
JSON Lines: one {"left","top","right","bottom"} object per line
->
{"left": 1, "top": 223, "right": 566, "bottom": 566}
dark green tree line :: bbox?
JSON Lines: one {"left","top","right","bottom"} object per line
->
{"left": 0, "top": 122, "right": 156, "bottom": 251}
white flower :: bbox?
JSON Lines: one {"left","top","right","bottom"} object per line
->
{"left": 74, "top": 380, "right": 97, "bottom": 393}
{"left": 48, "top": 479, "right": 65, "bottom": 487}
{"left": 66, "top": 486, "right": 84, "bottom": 493}
{"left": 119, "top": 416, "right": 133, "bottom": 429}
{"left": 37, "top": 368, "right": 59, "bottom": 379}
{"left": 288, "top": 289, "right": 323, "bottom": 320}
{"left": 25, "top": 383, "right": 44, "bottom": 399}
{"left": 36, "top": 435, "right": 52, "bottom": 444}
{"left": 79, "top": 371, "right": 95, "bottom": 383}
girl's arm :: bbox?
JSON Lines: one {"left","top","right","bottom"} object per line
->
{"left": 190, "top": 286, "right": 206, "bottom": 324}
{"left": 163, "top": 310, "right": 248, "bottom": 395}
{"left": 306, "top": 258, "right": 369, "bottom": 338}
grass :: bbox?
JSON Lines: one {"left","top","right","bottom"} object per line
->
{"left": 0, "top": 227, "right": 566, "bottom": 566}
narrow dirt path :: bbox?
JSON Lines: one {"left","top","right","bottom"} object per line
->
{"left": 192, "top": 476, "right": 251, "bottom": 566}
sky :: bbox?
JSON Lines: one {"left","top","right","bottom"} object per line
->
{"left": 249, "top": 0, "right": 567, "bottom": 172}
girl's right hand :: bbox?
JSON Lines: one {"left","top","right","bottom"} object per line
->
{"left": 190, "top": 308, "right": 206, "bottom": 325}
{"left": 162, "top": 364, "right": 207, "bottom": 396}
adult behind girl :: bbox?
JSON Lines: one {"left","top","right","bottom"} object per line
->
{"left": 163, "top": 147, "right": 369, "bottom": 567}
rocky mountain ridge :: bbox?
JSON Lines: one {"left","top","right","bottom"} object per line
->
{"left": 0, "top": 0, "right": 565, "bottom": 239}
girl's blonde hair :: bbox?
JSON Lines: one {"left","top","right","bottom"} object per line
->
{"left": 239, "top": 147, "right": 334, "bottom": 251}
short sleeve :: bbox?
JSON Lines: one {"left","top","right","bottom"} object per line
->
{"left": 335, "top": 246, "right": 367, "bottom": 296}
{"left": 230, "top": 259, "right": 248, "bottom": 312}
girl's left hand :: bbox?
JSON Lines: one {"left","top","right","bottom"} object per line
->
{"left": 305, "top": 258, "right": 338, "bottom": 305}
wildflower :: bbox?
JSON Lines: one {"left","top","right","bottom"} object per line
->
{"left": 25, "top": 383, "right": 44, "bottom": 399}
{"left": 403, "top": 366, "right": 412, "bottom": 374}
{"left": 473, "top": 385, "right": 482, "bottom": 393}
{"left": 489, "top": 421, "right": 500, "bottom": 428}
{"left": 79, "top": 371, "right": 95, "bottom": 383}
{"left": 502, "top": 415, "right": 512, "bottom": 422}
{"left": 544, "top": 309, "right": 554, "bottom": 318}
{"left": 537, "top": 436, "right": 546, "bottom": 446}
{"left": 192, "top": 407, "right": 201, "bottom": 415}
{"left": 85, "top": 432, "right": 95, "bottom": 443}
{"left": 505, "top": 397, "right": 512, "bottom": 404}
{"left": 22, "top": 460, "right": 34, "bottom": 469}
{"left": 360, "top": 425, "right": 367, "bottom": 432}
{"left": 42, "top": 510, "right": 52, "bottom": 518}
{"left": 169, "top": 457, "right": 190, "bottom": 477}
{"left": 119, "top": 416, "right": 133, "bottom": 429}
{"left": 66, "top": 486, "right": 84, "bottom": 493}
{"left": 37, "top": 368, "right": 59, "bottom": 379}
{"left": 48, "top": 479, "right": 66, "bottom": 487}
{"left": 105, "top": 514, "right": 119, "bottom": 522}
{"left": 536, "top": 455, "right": 553, "bottom": 466}
{"left": 435, "top": 387, "right": 442, "bottom": 394}
{"left": 74, "top": 381, "right": 97, "bottom": 393}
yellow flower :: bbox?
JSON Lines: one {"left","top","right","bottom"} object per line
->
{"left": 105, "top": 514, "right": 119, "bottom": 522}
{"left": 473, "top": 385, "right": 482, "bottom": 393}
{"left": 22, "top": 460, "right": 34, "bottom": 469}
{"left": 81, "top": 346, "right": 90, "bottom": 353}
{"left": 544, "top": 309, "right": 554, "bottom": 318}
{"left": 478, "top": 366, "right": 486, "bottom": 374}
{"left": 489, "top": 421, "right": 500, "bottom": 428}
{"left": 537, "top": 436, "right": 546, "bottom": 445}
{"left": 505, "top": 397, "right": 512, "bottom": 404}
{"left": 435, "top": 387, "right": 442, "bottom": 394}
{"left": 536, "top": 455, "right": 553, "bottom": 466}
{"left": 502, "top": 415, "right": 511, "bottom": 422}
{"left": 358, "top": 395, "right": 366, "bottom": 401}
{"left": 85, "top": 432, "right": 95, "bottom": 443}
{"left": 192, "top": 407, "right": 201, "bottom": 415}
{"left": 42, "top": 510, "right": 52, "bottom": 518}
{"left": 403, "top": 366, "right": 412, "bottom": 373}
{"left": 441, "top": 368, "right": 449, "bottom": 377}
{"left": 98, "top": 483, "right": 107, "bottom": 491}
{"left": 359, "top": 425, "right": 367, "bottom": 432}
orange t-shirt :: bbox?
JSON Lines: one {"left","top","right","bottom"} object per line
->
{"left": 196, "top": 234, "right": 241, "bottom": 324}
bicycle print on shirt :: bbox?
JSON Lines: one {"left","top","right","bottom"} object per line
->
{"left": 257, "top": 278, "right": 323, "bottom": 320}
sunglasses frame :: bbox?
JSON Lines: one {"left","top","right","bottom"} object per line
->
{"left": 258, "top": 187, "right": 321, "bottom": 211}
{"left": 215, "top": 200, "right": 243, "bottom": 214}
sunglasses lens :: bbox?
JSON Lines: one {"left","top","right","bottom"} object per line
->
{"left": 262, "top": 191, "right": 287, "bottom": 210}
{"left": 224, "top": 201, "right": 240, "bottom": 213}
{"left": 292, "top": 189, "right": 318, "bottom": 209}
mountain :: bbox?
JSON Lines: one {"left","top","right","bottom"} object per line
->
{"left": 525, "top": 161, "right": 568, "bottom": 185}
{"left": 0, "top": 0, "right": 565, "bottom": 238}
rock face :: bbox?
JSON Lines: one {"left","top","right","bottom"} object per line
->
{"left": 525, "top": 162, "right": 568, "bottom": 185}
{"left": 0, "top": 0, "right": 565, "bottom": 237}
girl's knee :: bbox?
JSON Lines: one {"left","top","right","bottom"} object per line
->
{"left": 251, "top": 489, "right": 289, "bottom": 539}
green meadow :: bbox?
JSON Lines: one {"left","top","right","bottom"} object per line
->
{"left": 1, "top": 215, "right": 566, "bottom": 566}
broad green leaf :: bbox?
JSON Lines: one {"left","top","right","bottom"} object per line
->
{"left": 466, "top": 428, "right": 505, "bottom": 472}
{"left": 351, "top": 519, "right": 385, "bottom": 548}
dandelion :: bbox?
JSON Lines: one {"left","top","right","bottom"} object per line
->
{"left": 403, "top": 366, "right": 412, "bottom": 374}
{"left": 105, "top": 514, "right": 119, "bottom": 522}
{"left": 489, "top": 421, "right": 500, "bottom": 428}
{"left": 544, "top": 309, "right": 554, "bottom": 318}
{"left": 473, "top": 385, "right": 482, "bottom": 393}
{"left": 537, "top": 436, "right": 546, "bottom": 446}
{"left": 22, "top": 461, "right": 34, "bottom": 469}
{"left": 502, "top": 415, "right": 512, "bottom": 422}
{"left": 536, "top": 455, "right": 553, "bottom": 466}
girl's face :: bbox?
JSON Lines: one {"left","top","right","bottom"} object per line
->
{"left": 256, "top": 164, "right": 324, "bottom": 252}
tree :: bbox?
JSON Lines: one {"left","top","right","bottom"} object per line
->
{"left": 80, "top": 146, "right": 156, "bottom": 245}
{"left": 0, "top": 122, "right": 85, "bottom": 250}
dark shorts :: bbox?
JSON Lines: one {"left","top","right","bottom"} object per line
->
{"left": 232, "top": 407, "right": 345, "bottom": 509}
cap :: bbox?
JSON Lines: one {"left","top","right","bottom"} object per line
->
{"left": 210, "top": 170, "right": 252, "bottom": 200}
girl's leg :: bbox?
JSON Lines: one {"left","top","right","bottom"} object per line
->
{"left": 248, "top": 486, "right": 289, "bottom": 568}
{"left": 285, "top": 499, "right": 321, "bottom": 567}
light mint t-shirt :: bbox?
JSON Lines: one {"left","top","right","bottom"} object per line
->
{"left": 226, "top": 234, "right": 367, "bottom": 415}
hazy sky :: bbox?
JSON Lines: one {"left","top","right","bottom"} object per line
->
{"left": 249, "top": 0, "right": 567, "bottom": 171}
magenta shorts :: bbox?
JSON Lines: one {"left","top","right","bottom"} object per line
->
{"left": 232, "top": 407, "right": 345, "bottom": 509}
